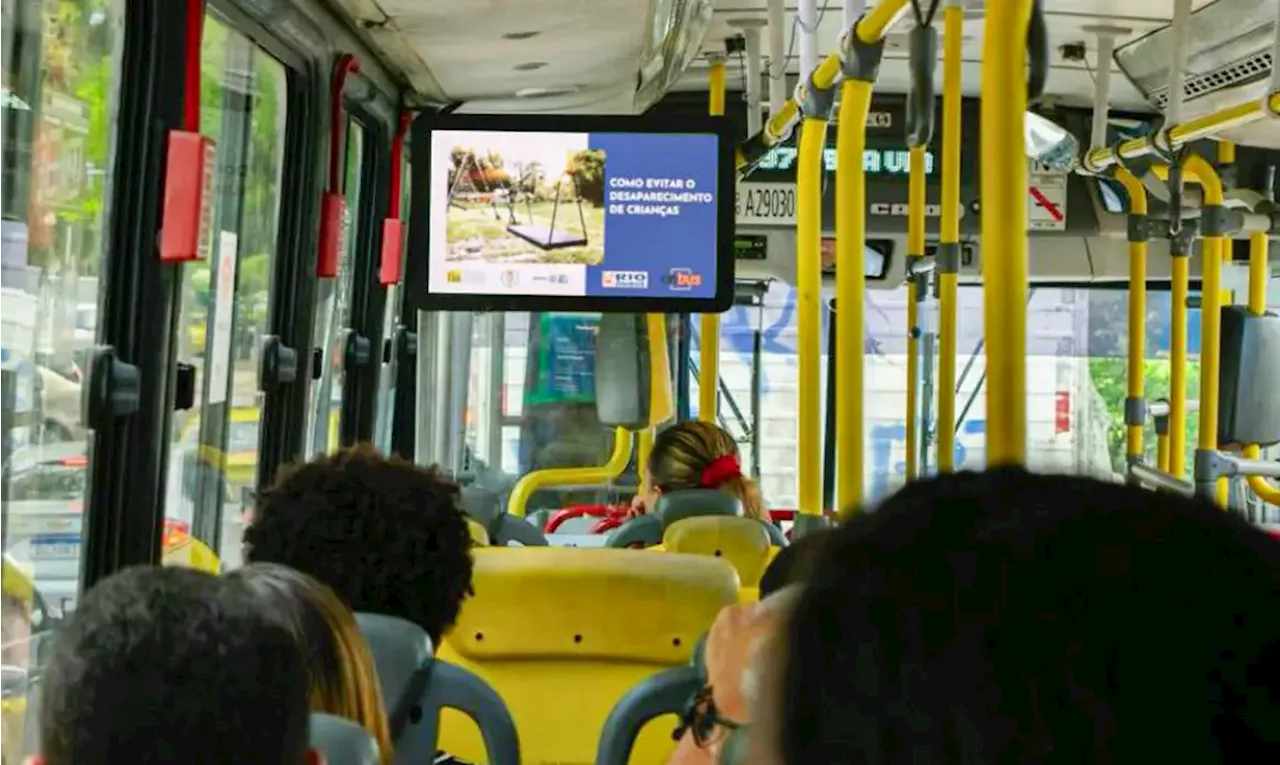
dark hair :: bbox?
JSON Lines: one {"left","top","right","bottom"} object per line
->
{"left": 650, "top": 420, "right": 765, "bottom": 519}
{"left": 758, "top": 529, "right": 828, "bottom": 598}
{"left": 780, "top": 468, "right": 1280, "bottom": 764}
{"left": 244, "top": 444, "right": 475, "bottom": 644}
{"left": 40, "top": 565, "right": 310, "bottom": 765}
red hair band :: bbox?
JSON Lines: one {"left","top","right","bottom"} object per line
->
{"left": 700, "top": 454, "right": 742, "bottom": 488}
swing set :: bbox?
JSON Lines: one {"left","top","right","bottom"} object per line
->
{"left": 447, "top": 154, "right": 589, "bottom": 251}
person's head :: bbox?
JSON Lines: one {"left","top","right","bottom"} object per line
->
{"left": 642, "top": 420, "right": 764, "bottom": 519}
{"left": 244, "top": 444, "right": 474, "bottom": 645}
{"left": 752, "top": 468, "right": 1280, "bottom": 765}
{"left": 36, "top": 565, "right": 315, "bottom": 765}
{"left": 228, "top": 563, "right": 392, "bottom": 762}
{"left": 757, "top": 528, "right": 829, "bottom": 598}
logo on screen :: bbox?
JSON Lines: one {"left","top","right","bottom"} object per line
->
{"left": 664, "top": 268, "right": 702, "bottom": 291}
{"left": 446, "top": 269, "right": 463, "bottom": 283}
{"left": 500, "top": 270, "right": 518, "bottom": 288}
{"left": 602, "top": 270, "right": 648, "bottom": 289}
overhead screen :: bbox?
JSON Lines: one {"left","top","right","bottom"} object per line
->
{"left": 421, "top": 113, "right": 736, "bottom": 313}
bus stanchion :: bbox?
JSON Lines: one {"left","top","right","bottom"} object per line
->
{"left": 832, "top": 14, "right": 887, "bottom": 516}
{"left": 980, "top": 0, "right": 1035, "bottom": 466}
{"left": 935, "top": 0, "right": 963, "bottom": 474}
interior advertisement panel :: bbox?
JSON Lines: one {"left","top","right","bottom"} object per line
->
{"left": 419, "top": 114, "right": 736, "bottom": 313}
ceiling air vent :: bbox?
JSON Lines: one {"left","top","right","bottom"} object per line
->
{"left": 1146, "top": 49, "right": 1274, "bottom": 109}
{"left": 1114, "top": 0, "right": 1279, "bottom": 148}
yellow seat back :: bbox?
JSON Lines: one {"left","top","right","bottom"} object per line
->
{"left": 466, "top": 519, "right": 491, "bottom": 546}
{"left": 437, "top": 547, "right": 738, "bottom": 764}
{"left": 662, "top": 516, "right": 773, "bottom": 589}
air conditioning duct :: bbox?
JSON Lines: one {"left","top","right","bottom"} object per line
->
{"left": 635, "top": 0, "right": 715, "bottom": 112}
{"left": 1114, "top": 0, "right": 1278, "bottom": 148}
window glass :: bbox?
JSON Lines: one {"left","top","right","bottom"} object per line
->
{"left": 374, "top": 154, "right": 409, "bottom": 453}
{"left": 308, "top": 120, "right": 363, "bottom": 454}
{"left": 165, "top": 16, "right": 287, "bottom": 572}
{"left": 1, "top": 0, "right": 121, "bottom": 759}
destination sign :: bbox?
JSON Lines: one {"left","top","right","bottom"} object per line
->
{"left": 754, "top": 146, "right": 937, "bottom": 175}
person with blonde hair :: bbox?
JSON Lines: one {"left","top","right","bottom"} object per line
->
{"left": 634, "top": 420, "right": 766, "bottom": 519}
{"left": 227, "top": 563, "right": 393, "bottom": 763}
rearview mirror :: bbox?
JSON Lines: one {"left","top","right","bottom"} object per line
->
{"left": 1024, "top": 112, "right": 1078, "bottom": 171}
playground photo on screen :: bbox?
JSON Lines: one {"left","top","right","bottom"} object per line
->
{"left": 444, "top": 130, "right": 606, "bottom": 265}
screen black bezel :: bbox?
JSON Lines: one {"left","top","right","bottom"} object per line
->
{"left": 412, "top": 112, "right": 738, "bottom": 314}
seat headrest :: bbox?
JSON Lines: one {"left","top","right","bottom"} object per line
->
{"left": 663, "top": 516, "right": 773, "bottom": 588}
{"left": 450, "top": 547, "right": 738, "bottom": 664}
{"left": 354, "top": 613, "right": 433, "bottom": 707}
{"left": 309, "top": 714, "right": 380, "bottom": 765}
{"left": 656, "top": 489, "right": 742, "bottom": 527}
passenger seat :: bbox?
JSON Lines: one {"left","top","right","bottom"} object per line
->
{"left": 310, "top": 713, "right": 380, "bottom": 765}
{"left": 356, "top": 613, "right": 520, "bottom": 765}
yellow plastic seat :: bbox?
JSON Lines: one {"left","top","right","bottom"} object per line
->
{"left": 437, "top": 547, "right": 739, "bottom": 764}
{"left": 466, "top": 519, "right": 491, "bottom": 546}
{"left": 662, "top": 516, "right": 773, "bottom": 589}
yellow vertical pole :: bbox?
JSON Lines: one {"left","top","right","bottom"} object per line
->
{"left": 835, "top": 78, "right": 873, "bottom": 511}
{"left": 1169, "top": 251, "right": 1189, "bottom": 478}
{"left": 1113, "top": 168, "right": 1148, "bottom": 463}
{"left": 700, "top": 57, "right": 727, "bottom": 422}
{"left": 1182, "top": 154, "right": 1225, "bottom": 505}
{"left": 905, "top": 148, "right": 926, "bottom": 480}
{"left": 936, "top": 2, "right": 962, "bottom": 474}
{"left": 980, "top": 0, "right": 1032, "bottom": 466}
{"left": 797, "top": 114, "right": 828, "bottom": 518}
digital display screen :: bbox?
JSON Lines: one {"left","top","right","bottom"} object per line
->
{"left": 423, "top": 115, "right": 735, "bottom": 313}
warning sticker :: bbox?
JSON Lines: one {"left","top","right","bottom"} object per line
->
{"left": 1028, "top": 162, "right": 1068, "bottom": 231}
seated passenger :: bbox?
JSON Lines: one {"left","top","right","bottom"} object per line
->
{"left": 752, "top": 468, "right": 1280, "bottom": 765}
{"left": 244, "top": 444, "right": 474, "bottom": 647}
{"left": 33, "top": 565, "right": 316, "bottom": 765}
{"left": 634, "top": 420, "right": 766, "bottom": 520}
{"left": 243, "top": 445, "right": 475, "bottom": 765}
{"left": 668, "top": 530, "right": 829, "bottom": 765}
{"left": 228, "top": 563, "right": 392, "bottom": 762}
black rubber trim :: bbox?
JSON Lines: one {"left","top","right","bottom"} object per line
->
{"left": 906, "top": 24, "right": 938, "bottom": 147}
{"left": 1127, "top": 214, "right": 1149, "bottom": 243}
{"left": 1200, "top": 205, "right": 1228, "bottom": 237}
{"left": 1124, "top": 396, "right": 1147, "bottom": 427}
{"left": 796, "top": 71, "right": 836, "bottom": 119}
{"left": 839, "top": 18, "right": 886, "bottom": 82}
{"left": 935, "top": 242, "right": 961, "bottom": 274}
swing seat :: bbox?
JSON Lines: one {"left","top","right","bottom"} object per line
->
{"left": 507, "top": 224, "right": 587, "bottom": 250}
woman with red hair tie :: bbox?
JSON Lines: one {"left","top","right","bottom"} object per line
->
{"left": 632, "top": 420, "right": 766, "bottom": 519}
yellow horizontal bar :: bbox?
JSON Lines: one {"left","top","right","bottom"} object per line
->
{"left": 1086, "top": 92, "right": 1280, "bottom": 171}
{"left": 507, "top": 428, "right": 632, "bottom": 516}
{"left": 735, "top": 0, "right": 910, "bottom": 173}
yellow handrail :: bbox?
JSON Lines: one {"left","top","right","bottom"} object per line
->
{"left": 700, "top": 58, "right": 726, "bottom": 422}
{"left": 935, "top": 2, "right": 963, "bottom": 474}
{"left": 1169, "top": 249, "right": 1189, "bottom": 478}
{"left": 1113, "top": 166, "right": 1148, "bottom": 463}
{"left": 796, "top": 115, "right": 828, "bottom": 518}
{"left": 981, "top": 0, "right": 1033, "bottom": 466}
{"left": 507, "top": 427, "right": 633, "bottom": 516}
{"left": 1182, "top": 153, "right": 1226, "bottom": 506}
{"left": 1242, "top": 231, "right": 1280, "bottom": 505}
{"left": 1084, "top": 92, "right": 1280, "bottom": 172}
{"left": 733, "top": 0, "right": 910, "bottom": 174}
{"left": 835, "top": 77, "right": 873, "bottom": 511}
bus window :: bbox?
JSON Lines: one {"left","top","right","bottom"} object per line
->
{"left": 1, "top": 0, "right": 122, "bottom": 759}
{"left": 308, "top": 120, "right": 364, "bottom": 454}
{"left": 165, "top": 16, "right": 287, "bottom": 570}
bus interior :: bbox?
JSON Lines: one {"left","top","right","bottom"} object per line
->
{"left": 2, "top": 0, "right": 1279, "bottom": 763}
